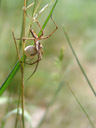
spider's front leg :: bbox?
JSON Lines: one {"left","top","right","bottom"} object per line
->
{"left": 40, "top": 16, "right": 58, "bottom": 40}
{"left": 29, "top": 19, "right": 44, "bottom": 39}
{"left": 16, "top": 37, "right": 35, "bottom": 41}
{"left": 35, "top": 20, "right": 44, "bottom": 38}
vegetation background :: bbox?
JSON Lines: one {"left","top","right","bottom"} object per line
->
{"left": 0, "top": 0, "right": 96, "bottom": 128}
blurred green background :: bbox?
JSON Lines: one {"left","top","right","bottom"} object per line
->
{"left": 0, "top": 0, "right": 96, "bottom": 128}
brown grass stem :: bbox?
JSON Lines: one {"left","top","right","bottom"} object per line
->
{"left": 20, "top": 0, "right": 27, "bottom": 128}
{"left": 12, "top": 29, "right": 25, "bottom": 128}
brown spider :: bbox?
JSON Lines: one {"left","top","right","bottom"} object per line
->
{"left": 12, "top": 4, "right": 58, "bottom": 80}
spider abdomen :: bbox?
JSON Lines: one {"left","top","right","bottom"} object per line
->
{"left": 24, "top": 45, "right": 37, "bottom": 58}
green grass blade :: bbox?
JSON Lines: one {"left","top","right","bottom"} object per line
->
{"left": 30, "top": 0, "right": 38, "bottom": 27}
{"left": 38, "top": 0, "right": 59, "bottom": 36}
{"left": 32, "top": 0, "right": 42, "bottom": 17}
{"left": 66, "top": 82, "right": 94, "bottom": 128}
{"left": 62, "top": 27, "right": 96, "bottom": 97}
{"left": 0, "top": 0, "right": 1, "bottom": 8}
{"left": 0, "top": 62, "right": 20, "bottom": 96}
{"left": 0, "top": 57, "right": 24, "bottom": 96}
{"left": 32, "top": 0, "right": 37, "bottom": 17}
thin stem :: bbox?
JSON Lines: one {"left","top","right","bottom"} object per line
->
{"left": 0, "top": 0, "right": 1, "bottom": 8}
{"left": 66, "top": 82, "right": 94, "bottom": 128}
{"left": 21, "top": 65, "right": 24, "bottom": 128}
{"left": 18, "top": 1, "right": 28, "bottom": 53}
{"left": 23, "top": 0, "right": 26, "bottom": 53}
{"left": 15, "top": 1, "right": 28, "bottom": 126}
{"left": 20, "top": 0, "right": 27, "bottom": 127}
{"left": 15, "top": 84, "right": 21, "bottom": 128}
{"left": 12, "top": 30, "right": 25, "bottom": 128}
{"left": 33, "top": 0, "right": 42, "bottom": 18}
{"left": 62, "top": 27, "right": 96, "bottom": 97}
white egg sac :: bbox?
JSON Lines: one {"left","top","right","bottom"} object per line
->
{"left": 24, "top": 45, "right": 37, "bottom": 58}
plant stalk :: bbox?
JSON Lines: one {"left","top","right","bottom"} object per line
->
{"left": 62, "top": 27, "right": 96, "bottom": 97}
{"left": 21, "top": 0, "right": 27, "bottom": 128}
{"left": 12, "top": 29, "right": 24, "bottom": 128}
{"left": 66, "top": 82, "right": 94, "bottom": 128}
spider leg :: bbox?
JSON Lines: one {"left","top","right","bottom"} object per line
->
{"left": 25, "top": 55, "right": 41, "bottom": 83}
{"left": 40, "top": 16, "right": 58, "bottom": 40}
{"left": 35, "top": 20, "right": 44, "bottom": 38}
{"left": 12, "top": 29, "right": 21, "bottom": 62}
{"left": 20, "top": 58, "right": 41, "bottom": 65}
{"left": 23, "top": 11, "right": 44, "bottom": 38}
{"left": 23, "top": 5, "right": 44, "bottom": 39}
{"left": 16, "top": 37, "right": 35, "bottom": 41}
{"left": 28, "top": 19, "right": 44, "bottom": 38}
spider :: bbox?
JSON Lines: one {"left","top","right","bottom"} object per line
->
{"left": 12, "top": 4, "right": 58, "bottom": 81}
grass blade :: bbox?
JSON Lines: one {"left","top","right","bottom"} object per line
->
{"left": 0, "top": 57, "right": 24, "bottom": 96}
{"left": 0, "top": 61, "right": 20, "bottom": 96}
{"left": 0, "top": 0, "right": 1, "bottom": 8}
{"left": 32, "top": 0, "right": 42, "bottom": 17}
{"left": 38, "top": 0, "right": 59, "bottom": 36}
{"left": 66, "top": 82, "right": 94, "bottom": 128}
{"left": 62, "top": 27, "right": 96, "bottom": 97}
